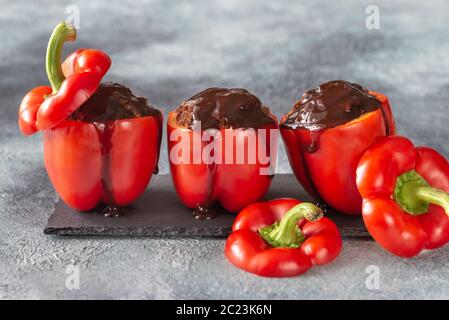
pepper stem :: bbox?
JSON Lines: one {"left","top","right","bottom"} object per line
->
{"left": 394, "top": 170, "right": 449, "bottom": 216}
{"left": 46, "top": 22, "right": 76, "bottom": 93}
{"left": 259, "top": 203, "right": 323, "bottom": 248}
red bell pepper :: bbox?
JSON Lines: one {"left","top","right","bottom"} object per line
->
{"left": 43, "top": 116, "right": 162, "bottom": 212}
{"left": 280, "top": 89, "right": 395, "bottom": 215}
{"left": 167, "top": 112, "right": 278, "bottom": 216}
{"left": 18, "top": 23, "right": 111, "bottom": 135}
{"left": 18, "top": 23, "right": 162, "bottom": 212}
{"left": 356, "top": 136, "right": 449, "bottom": 257}
{"left": 225, "top": 198, "right": 342, "bottom": 277}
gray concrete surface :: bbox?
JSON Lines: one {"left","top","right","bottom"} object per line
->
{"left": 1, "top": 0, "right": 449, "bottom": 299}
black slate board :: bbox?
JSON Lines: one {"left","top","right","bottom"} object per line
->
{"left": 44, "top": 174, "right": 369, "bottom": 238}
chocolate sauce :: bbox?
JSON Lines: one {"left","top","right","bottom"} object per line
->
{"left": 281, "top": 80, "right": 381, "bottom": 131}
{"left": 102, "top": 205, "right": 127, "bottom": 218}
{"left": 176, "top": 87, "right": 275, "bottom": 130}
{"left": 153, "top": 115, "right": 163, "bottom": 176}
{"left": 281, "top": 80, "right": 391, "bottom": 156}
{"left": 71, "top": 82, "right": 161, "bottom": 122}
{"left": 93, "top": 122, "right": 120, "bottom": 217}
{"left": 193, "top": 205, "right": 218, "bottom": 220}
{"left": 193, "top": 135, "right": 219, "bottom": 220}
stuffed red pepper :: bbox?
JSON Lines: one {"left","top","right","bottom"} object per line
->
{"left": 18, "top": 23, "right": 162, "bottom": 216}
{"left": 280, "top": 80, "right": 395, "bottom": 215}
{"left": 168, "top": 88, "right": 278, "bottom": 219}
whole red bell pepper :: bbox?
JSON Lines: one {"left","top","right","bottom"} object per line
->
{"left": 280, "top": 86, "right": 395, "bottom": 215}
{"left": 18, "top": 23, "right": 111, "bottom": 135}
{"left": 357, "top": 136, "right": 449, "bottom": 257}
{"left": 18, "top": 23, "right": 162, "bottom": 213}
{"left": 225, "top": 198, "right": 342, "bottom": 277}
{"left": 167, "top": 112, "right": 278, "bottom": 217}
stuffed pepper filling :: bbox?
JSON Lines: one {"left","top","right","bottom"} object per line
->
{"left": 71, "top": 82, "right": 161, "bottom": 122}
{"left": 173, "top": 87, "right": 275, "bottom": 129}
{"left": 281, "top": 80, "right": 383, "bottom": 131}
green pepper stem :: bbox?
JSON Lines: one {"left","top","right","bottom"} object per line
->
{"left": 46, "top": 22, "right": 76, "bottom": 93}
{"left": 394, "top": 170, "right": 449, "bottom": 216}
{"left": 416, "top": 186, "right": 449, "bottom": 216}
{"left": 259, "top": 203, "right": 323, "bottom": 248}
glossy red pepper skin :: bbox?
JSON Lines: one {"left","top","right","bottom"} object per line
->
{"left": 37, "top": 71, "right": 105, "bottom": 130}
{"left": 18, "top": 86, "right": 52, "bottom": 135}
{"left": 225, "top": 199, "right": 342, "bottom": 277}
{"left": 43, "top": 116, "right": 162, "bottom": 211}
{"left": 280, "top": 92, "right": 395, "bottom": 215}
{"left": 357, "top": 136, "right": 449, "bottom": 257}
{"left": 167, "top": 112, "right": 278, "bottom": 213}
{"left": 62, "top": 49, "right": 112, "bottom": 77}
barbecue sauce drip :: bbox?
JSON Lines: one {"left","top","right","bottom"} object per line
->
{"left": 73, "top": 83, "right": 161, "bottom": 217}
{"left": 281, "top": 80, "right": 382, "bottom": 131}
{"left": 176, "top": 87, "right": 275, "bottom": 130}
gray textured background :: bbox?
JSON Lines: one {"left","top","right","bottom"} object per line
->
{"left": 1, "top": 0, "right": 449, "bottom": 299}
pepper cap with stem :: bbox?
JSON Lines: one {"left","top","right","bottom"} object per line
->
{"left": 259, "top": 202, "right": 323, "bottom": 248}
{"left": 394, "top": 170, "right": 449, "bottom": 216}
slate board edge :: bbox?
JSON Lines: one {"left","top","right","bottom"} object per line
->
{"left": 44, "top": 225, "right": 370, "bottom": 239}
{"left": 43, "top": 226, "right": 232, "bottom": 237}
